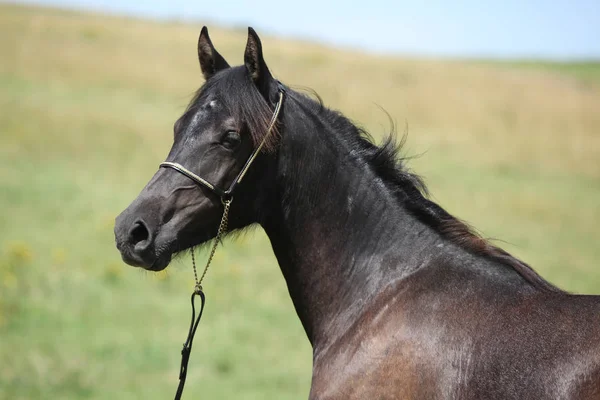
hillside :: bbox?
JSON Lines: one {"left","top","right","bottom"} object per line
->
{"left": 1, "top": 4, "right": 599, "bottom": 399}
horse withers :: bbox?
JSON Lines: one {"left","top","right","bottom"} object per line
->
{"left": 114, "top": 27, "right": 600, "bottom": 399}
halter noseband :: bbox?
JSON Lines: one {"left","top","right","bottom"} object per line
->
{"left": 159, "top": 83, "right": 285, "bottom": 202}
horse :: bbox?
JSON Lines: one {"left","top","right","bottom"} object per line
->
{"left": 114, "top": 27, "right": 600, "bottom": 399}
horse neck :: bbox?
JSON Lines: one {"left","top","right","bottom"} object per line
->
{"left": 259, "top": 96, "right": 443, "bottom": 348}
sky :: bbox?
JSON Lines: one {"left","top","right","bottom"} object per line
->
{"left": 14, "top": 0, "right": 600, "bottom": 59}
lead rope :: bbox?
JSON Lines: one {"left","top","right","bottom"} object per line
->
{"left": 169, "top": 85, "right": 284, "bottom": 400}
{"left": 174, "top": 198, "right": 232, "bottom": 400}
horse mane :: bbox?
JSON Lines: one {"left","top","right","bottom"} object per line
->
{"left": 369, "top": 134, "right": 562, "bottom": 293}
{"left": 288, "top": 88, "right": 563, "bottom": 293}
{"left": 189, "top": 70, "right": 561, "bottom": 293}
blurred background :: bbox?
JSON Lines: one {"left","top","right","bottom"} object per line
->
{"left": 1, "top": 1, "right": 599, "bottom": 398}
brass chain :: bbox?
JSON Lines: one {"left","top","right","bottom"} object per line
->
{"left": 191, "top": 198, "right": 233, "bottom": 294}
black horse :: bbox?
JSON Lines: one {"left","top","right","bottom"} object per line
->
{"left": 115, "top": 27, "right": 600, "bottom": 399}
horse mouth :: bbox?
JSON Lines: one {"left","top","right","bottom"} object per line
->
{"left": 118, "top": 244, "right": 173, "bottom": 272}
{"left": 148, "top": 252, "right": 172, "bottom": 271}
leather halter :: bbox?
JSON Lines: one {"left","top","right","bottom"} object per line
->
{"left": 159, "top": 83, "right": 285, "bottom": 202}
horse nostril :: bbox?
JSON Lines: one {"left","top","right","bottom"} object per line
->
{"left": 129, "top": 221, "right": 150, "bottom": 247}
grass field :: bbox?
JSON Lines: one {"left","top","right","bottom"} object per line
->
{"left": 1, "top": 4, "right": 599, "bottom": 399}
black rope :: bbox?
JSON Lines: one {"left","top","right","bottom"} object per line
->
{"left": 174, "top": 289, "right": 205, "bottom": 400}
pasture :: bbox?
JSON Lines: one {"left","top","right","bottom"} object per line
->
{"left": 1, "top": 4, "right": 599, "bottom": 399}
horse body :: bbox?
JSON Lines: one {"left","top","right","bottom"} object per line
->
{"left": 262, "top": 89, "right": 600, "bottom": 399}
{"left": 307, "top": 278, "right": 600, "bottom": 399}
{"left": 114, "top": 27, "right": 600, "bottom": 398}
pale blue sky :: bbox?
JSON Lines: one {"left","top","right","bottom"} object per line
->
{"left": 13, "top": 0, "right": 600, "bottom": 59}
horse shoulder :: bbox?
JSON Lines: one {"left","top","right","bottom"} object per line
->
{"left": 309, "top": 283, "right": 446, "bottom": 399}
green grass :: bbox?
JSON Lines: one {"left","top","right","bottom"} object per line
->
{"left": 1, "top": 3, "right": 599, "bottom": 399}
{"left": 481, "top": 59, "right": 600, "bottom": 85}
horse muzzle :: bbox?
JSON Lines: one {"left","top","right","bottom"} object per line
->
{"left": 114, "top": 212, "right": 171, "bottom": 271}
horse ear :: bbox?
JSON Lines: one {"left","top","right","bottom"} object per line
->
{"left": 198, "top": 26, "right": 230, "bottom": 81}
{"left": 244, "top": 27, "right": 275, "bottom": 97}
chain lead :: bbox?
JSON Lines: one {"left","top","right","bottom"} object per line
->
{"left": 191, "top": 198, "right": 233, "bottom": 294}
{"left": 190, "top": 248, "right": 199, "bottom": 291}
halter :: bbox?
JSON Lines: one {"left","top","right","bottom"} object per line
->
{"left": 160, "top": 84, "right": 285, "bottom": 202}
{"left": 161, "top": 83, "right": 285, "bottom": 400}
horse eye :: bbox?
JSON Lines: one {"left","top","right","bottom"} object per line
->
{"left": 221, "top": 130, "right": 241, "bottom": 150}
